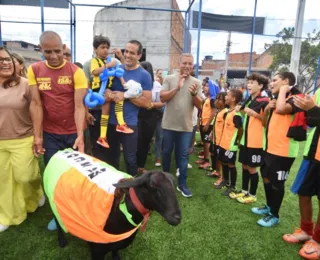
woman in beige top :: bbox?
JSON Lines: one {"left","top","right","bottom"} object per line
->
{"left": 0, "top": 47, "right": 44, "bottom": 232}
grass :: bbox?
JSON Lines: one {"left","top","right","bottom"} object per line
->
{"left": 1, "top": 137, "right": 317, "bottom": 260}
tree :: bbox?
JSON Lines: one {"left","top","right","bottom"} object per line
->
{"left": 265, "top": 27, "right": 320, "bottom": 93}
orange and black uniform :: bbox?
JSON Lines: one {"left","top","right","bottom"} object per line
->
{"left": 28, "top": 60, "right": 87, "bottom": 165}
{"left": 294, "top": 89, "right": 320, "bottom": 199}
{"left": 262, "top": 93, "right": 303, "bottom": 218}
{"left": 200, "top": 97, "right": 215, "bottom": 143}
{"left": 210, "top": 108, "right": 228, "bottom": 170}
{"left": 239, "top": 95, "right": 269, "bottom": 167}
{"left": 218, "top": 109, "right": 242, "bottom": 188}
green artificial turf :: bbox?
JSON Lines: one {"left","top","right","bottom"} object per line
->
{"left": 1, "top": 139, "right": 317, "bottom": 260}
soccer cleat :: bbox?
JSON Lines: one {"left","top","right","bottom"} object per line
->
{"left": 251, "top": 205, "right": 270, "bottom": 215}
{"left": 197, "top": 150, "right": 204, "bottom": 156}
{"left": 155, "top": 159, "right": 161, "bottom": 167}
{"left": 213, "top": 177, "right": 223, "bottom": 186}
{"left": 237, "top": 194, "right": 257, "bottom": 204}
{"left": 222, "top": 187, "right": 235, "bottom": 197}
{"left": 38, "top": 196, "right": 46, "bottom": 207}
{"left": 97, "top": 137, "right": 110, "bottom": 148}
{"left": 207, "top": 171, "right": 221, "bottom": 178}
{"left": 213, "top": 180, "right": 229, "bottom": 189}
{"left": 177, "top": 186, "right": 192, "bottom": 198}
{"left": 47, "top": 218, "right": 57, "bottom": 231}
{"left": 0, "top": 224, "right": 9, "bottom": 232}
{"left": 299, "top": 239, "right": 320, "bottom": 260}
{"left": 283, "top": 228, "right": 311, "bottom": 244}
{"left": 116, "top": 124, "right": 134, "bottom": 134}
{"left": 187, "top": 163, "right": 193, "bottom": 169}
{"left": 229, "top": 190, "right": 246, "bottom": 200}
{"left": 257, "top": 213, "right": 280, "bottom": 227}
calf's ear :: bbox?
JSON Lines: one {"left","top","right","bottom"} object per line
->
{"left": 113, "top": 173, "right": 150, "bottom": 189}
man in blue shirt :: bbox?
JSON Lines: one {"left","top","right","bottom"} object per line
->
{"left": 105, "top": 40, "right": 152, "bottom": 176}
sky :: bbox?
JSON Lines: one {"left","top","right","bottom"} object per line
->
{"left": 1, "top": 0, "right": 319, "bottom": 65}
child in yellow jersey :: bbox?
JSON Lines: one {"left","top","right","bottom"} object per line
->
{"left": 90, "top": 35, "right": 133, "bottom": 149}
{"left": 215, "top": 89, "right": 243, "bottom": 196}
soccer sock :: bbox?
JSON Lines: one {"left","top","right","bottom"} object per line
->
{"left": 222, "top": 164, "right": 229, "bottom": 183}
{"left": 100, "top": 114, "right": 109, "bottom": 138}
{"left": 230, "top": 167, "right": 237, "bottom": 188}
{"left": 270, "top": 183, "right": 285, "bottom": 219}
{"left": 211, "top": 154, "right": 217, "bottom": 171}
{"left": 242, "top": 168, "right": 250, "bottom": 191}
{"left": 313, "top": 224, "right": 320, "bottom": 243}
{"left": 249, "top": 173, "right": 258, "bottom": 196}
{"left": 263, "top": 182, "right": 272, "bottom": 208}
{"left": 300, "top": 219, "right": 314, "bottom": 236}
{"left": 115, "top": 100, "right": 125, "bottom": 125}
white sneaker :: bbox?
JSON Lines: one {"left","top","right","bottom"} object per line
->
{"left": 38, "top": 196, "right": 46, "bottom": 207}
{"left": 0, "top": 224, "right": 9, "bottom": 232}
{"left": 176, "top": 168, "right": 180, "bottom": 177}
{"left": 187, "top": 163, "right": 192, "bottom": 169}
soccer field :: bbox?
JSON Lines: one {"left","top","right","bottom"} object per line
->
{"left": 1, "top": 141, "right": 316, "bottom": 260}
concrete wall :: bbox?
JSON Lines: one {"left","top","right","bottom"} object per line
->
{"left": 93, "top": 0, "right": 172, "bottom": 71}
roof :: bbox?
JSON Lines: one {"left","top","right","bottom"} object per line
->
{"left": 3, "top": 40, "right": 38, "bottom": 48}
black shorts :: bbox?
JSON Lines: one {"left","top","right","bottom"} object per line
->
{"left": 200, "top": 125, "right": 213, "bottom": 143}
{"left": 261, "top": 152, "right": 295, "bottom": 183}
{"left": 298, "top": 161, "right": 320, "bottom": 199}
{"left": 210, "top": 143, "right": 220, "bottom": 156}
{"left": 219, "top": 147, "right": 237, "bottom": 165}
{"left": 238, "top": 146, "right": 264, "bottom": 167}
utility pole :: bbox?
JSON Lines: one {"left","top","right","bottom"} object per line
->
{"left": 290, "top": 0, "right": 306, "bottom": 81}
{"left": 223, "top": 32, "right": 231, "bottom": 83}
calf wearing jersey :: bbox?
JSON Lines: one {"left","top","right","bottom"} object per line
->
{"left": 252, "top": 72, "right": 304, "bottom": 228}
{"left": 283, "top": 89, "right": 320, "bottom": 259}
{"left": 217, "top": 89, "right": 243, "bottom": 195}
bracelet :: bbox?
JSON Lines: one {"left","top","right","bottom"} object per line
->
{"left": 191, "top": 91, "right": 197, "bottom": 97}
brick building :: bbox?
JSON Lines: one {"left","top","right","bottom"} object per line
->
{"left": 93, "top": 0, "right": 191, "bottom": 72}
{"left": 3, "top": 40, "right": 42, "bottom": 66}
{"left": 200, "top": 49, "right": 273, "bottom": 80}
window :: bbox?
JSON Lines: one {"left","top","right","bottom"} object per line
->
{"left": 21, "top": 42, "right": 28, "bottom": 48}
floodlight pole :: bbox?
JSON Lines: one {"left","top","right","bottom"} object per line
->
{"left": 40, "top": 0, "right": 45, "bottom": 32}
{"left": 290, "top": 0, "right": 306, "bottom": 81}
{"left": 73, "top": 5, "right": 76, "bottom": 62}
{"left": 0, "top": 18, "right": 2, "bottom": 46}
{"left": 69, "top": 0, "right": 73, "bottom": 62}
{"left": 248, "top": 0, "right": 257, "bottom": 75}
{"left": 183, "top": 0, "right": 191, "bottom": 52}
{"left": 313, "top": 56, "right": 320, "bottom": 94}
{"left": 195, "top": 0, "right": 202, "bottom": 78}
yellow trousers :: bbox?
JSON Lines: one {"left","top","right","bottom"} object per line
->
{"left": 0, "top": 136, "right": 43, "bottom": 226}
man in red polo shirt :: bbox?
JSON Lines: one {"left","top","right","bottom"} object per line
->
{"left": 28, "top": 31, "right": 87, "bottom": 164}
{"left": 28, "top": 31, "right": 87, "bottom": 230}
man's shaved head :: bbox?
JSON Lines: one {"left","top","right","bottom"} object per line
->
{"left": 39, "top": 31, "right": 66, "bottom": 67}
{"left": 39, "top": 31, "right": 62, "bottom": 46}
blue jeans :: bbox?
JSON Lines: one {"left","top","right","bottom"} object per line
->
{"left": 43, "top": 131, "right": 77, "bottom": 166}
{"left": 155, "top": 119, "right": 163, "bottom": 159}
{"left": 162, "top": 129, "right": 192, "bottom": 187}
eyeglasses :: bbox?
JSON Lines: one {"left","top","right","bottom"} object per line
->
{"left": 0, "top": 57, "right": 13, "bottom": 64}
{"left": 63, "top": 53, "right": 71, "bottom": 57}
